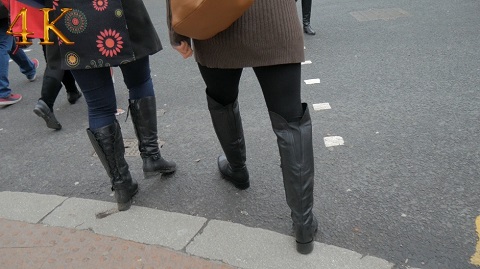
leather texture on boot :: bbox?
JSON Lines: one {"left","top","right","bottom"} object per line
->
{"left": 67, "top": 90, "right": 82, "bottom": 104}
{"left": 33, "top": 99, "right": 62, "bottom": 130}
{"left": 129, "top": 96, "right": 176, "bottom": 177}
{"left": 269, "top": 103, "right": 317, "bottom": 254}
{"left": 207, "top": 95, "right": 249, "bottom": 190}
{"left": 86, "top": 120, "right": 138, "bottom": 211}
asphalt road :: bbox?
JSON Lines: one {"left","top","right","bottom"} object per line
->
{"left": 1, "top": 0, "right": 479, "bottom": 268}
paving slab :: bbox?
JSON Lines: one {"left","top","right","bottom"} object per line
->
{"left": 0, "top": 191, "right": 67, "bottom": 223}
{"left": 42, "top": 197, "right": 207, "bottom": 250}
{"left": 187, "top": 220, "right": 395, "bottom": 269}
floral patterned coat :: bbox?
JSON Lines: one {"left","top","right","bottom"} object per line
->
{"left": 46, "top": 0, "right": 161, "bottom": 70}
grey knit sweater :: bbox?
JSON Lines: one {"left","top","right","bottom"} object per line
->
{"left": 167, "top": 0, "right": 305, "bottom": 69}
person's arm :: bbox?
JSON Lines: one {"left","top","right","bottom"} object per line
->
{"left": 166, "top": 0, "right": 193, "bottom": 58}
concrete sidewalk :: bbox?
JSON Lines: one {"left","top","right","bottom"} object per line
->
{"left": 0, "top": 191, "right": 410, "bottom": 268}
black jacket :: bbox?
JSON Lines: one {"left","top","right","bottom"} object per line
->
{"left": 46, "top": 0, "right": 161, "bottom": 70}
{"left": 0, "top": 3, "right": 8, "bottom": 20}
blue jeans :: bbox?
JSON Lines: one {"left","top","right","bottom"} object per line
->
{"left": 71, "top": 56, "right": 155, "bottom": 129}
{"left": 0, "top": 19, "right": 14, "bottom": 98}
{"left": 9, "top": 47, "right": 36, "bottom": 79}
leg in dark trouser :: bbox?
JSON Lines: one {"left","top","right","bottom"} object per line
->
{"left": 63, "top": 70, "right": 82, "bottom": 104}
{"left": 302, "top": 0, "right": 316, "bottom": 35}
{"left": 129, "top": 95, "right": 177, "bottom": 176}
{"left": 123, "top": 57, "right": 176, "bottom": 177}
{"left": 73, "top": 68, "right": 137, "bottom": 210}
{"left": 87, "top": 120, "right": 138, "bottom": 211}
{"left": 33, "top": 59, "right": 65, "bottom": 130}
{"left": 34, "top": 76, "right": 63, "bottom": 130}
{"left": 198, "top": 64, "right": 249, "bottom": 189}
{"left": 206, "top": 95, "right": 249, "bottom": 189}
{"left": 269, "top": 104, "right": 317, "bottom": 254}
{"left": 255, "top": 63, "right": 317, "bottom": 254}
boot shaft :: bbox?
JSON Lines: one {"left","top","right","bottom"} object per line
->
{"left": 86, "top": 120, "right": 132, "bottom": 185}
{"left": 129, "top": 96, "right": 160, "bottom": 158}
{"left": 269, "top": 104, "right": 316, "bottom": 241}
{"left": 207, "top": 95, "right": 246, "bottom": 168}
{"left": 129, "top": 96, "right": 176, "bottom": 175}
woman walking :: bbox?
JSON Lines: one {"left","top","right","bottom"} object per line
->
{"left": 167, "top": 0, "right": 318, "bottom": 254}
{"left": 46, "top": 0, "right": 176, "bottom": 210}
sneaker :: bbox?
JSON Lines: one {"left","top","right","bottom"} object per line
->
{"left": 27, "top": 58, "right": 40, "bottom": 82}
{"left": 0, "top": 93, "right": 22, "bottom": 106}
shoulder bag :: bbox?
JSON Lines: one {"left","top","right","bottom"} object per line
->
{"left": 170, "top": 0, "right": 254, "bottom": 40}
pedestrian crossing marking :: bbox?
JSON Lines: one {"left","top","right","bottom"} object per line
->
{"left": 304, "top": 78, "right": 320, "bottom": 85}
{"left": 470, "top": 216, "right": 480, "bottom": 266}
{"left": 350, "top": 8, "right": 410, "bottom": 22}
{"left": 324, "top": 136, "right": 344, "bottom": 147}
{"left": 313, "top": 103, "right": 331, "bottom": 110}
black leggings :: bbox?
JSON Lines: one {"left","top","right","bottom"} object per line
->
{"left": 198, "top": 63, "right": 303, "bottom": 122}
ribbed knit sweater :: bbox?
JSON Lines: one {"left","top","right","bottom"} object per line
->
{"left": 167, "top": 0, "right": 305, "bottom": 69}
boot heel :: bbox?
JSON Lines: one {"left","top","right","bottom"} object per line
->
{"left": 116, "top": 199, "right": 132, "bottom": 211}
{"left": 114, "top": 187, "right": 138, "bottom": 211}
{"left": 296, "top": 240, "right": 314, "bottom": 254}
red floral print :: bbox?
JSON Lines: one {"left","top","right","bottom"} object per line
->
{"left": 96, "top": 29, "right": 123, "bottom": 57}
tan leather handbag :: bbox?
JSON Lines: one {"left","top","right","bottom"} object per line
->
{"left": 171, "top": 0, "right": 254, "bottom": 40}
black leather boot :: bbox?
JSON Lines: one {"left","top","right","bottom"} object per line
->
{"left": 87, "top": 120, "right": 138, "bottom": 211}
{"left": 129, "top": 96, "right": 176, "bottom": 177}
{"left": 207, "top": 95, "right": 249, "bottom": 190}
{"left": 269, "top": 103, "right": 317, "bottom": 254}
{"left": 302, "top": 0, "right": 316, "bottom": 35}
{"left": 33, "top": 99, "right": 62, "bottom": 130}
{"left": 34, "top": 76, "right": 62, "bottom": 130}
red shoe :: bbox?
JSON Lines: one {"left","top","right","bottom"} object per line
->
{"left": 0, "top": 93, "right": 23, "bottom": 106}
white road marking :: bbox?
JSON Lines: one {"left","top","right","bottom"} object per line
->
{"left": 304, "top": 78, "right": 320, "bottom": 85}
{"left": 313, "top": 103, "right": 331, "bottom": 110}
{"left": 324, "top": 136, "right": 344, "bottom": 147}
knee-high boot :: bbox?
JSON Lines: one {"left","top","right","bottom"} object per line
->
{"left": 302, "top": 0, "right": 316, "bottom": 35}
{"left": 269, "top": 103, "right": 317, "bottom": 254}
{"left": 207, "top": 95, "right": 249, "bottom": 190}
{"left": 86, "top": 120, "right": 138, "bottom": 211}
{"left": 129, "top": 96, "right": 176, "bottom": 177}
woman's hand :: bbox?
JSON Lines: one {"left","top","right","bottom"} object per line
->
{"left": 174, "top": 41, "right": 193, "bottom": 59}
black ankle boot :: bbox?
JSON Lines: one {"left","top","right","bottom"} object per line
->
{"left": 269, "top": 104, "right": 317, "bottom": 254}
{"left": 129, "top": 96, "right": 176, "bottom": 177}
{"left": 207, "top": 95, "right": 249, "bottom": 190}
{"left": 87, "top": 120, "right": 138, "bottom": 211}
{"left": 303, "top": 24, "right": 316, "bottom": 35}
{"left": 33, "top": 99, "right": 62, "bottom": 130}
